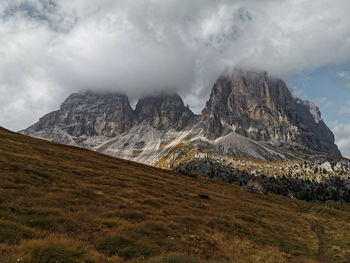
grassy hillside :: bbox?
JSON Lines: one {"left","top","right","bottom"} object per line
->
{"left": 0, "top": 127, "right": 349, "bottom": 262}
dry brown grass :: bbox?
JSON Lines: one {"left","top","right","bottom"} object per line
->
{"left": 0, "top": 127, "right": 349, "bottom": 262}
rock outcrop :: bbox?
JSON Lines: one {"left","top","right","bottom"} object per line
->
{"left": 135, "top": 94, "right": 195, "bottom": 130}
{"left": 26, "top": 91, "right": 135, "bottom": 137}
{"left": 295, "top": 99, "right": 340, "bottom": 155}
{"left": 201, "top": 69, "right": 340, "bottom": 155}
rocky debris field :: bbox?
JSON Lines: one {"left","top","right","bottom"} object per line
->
{"left": 174, "top": 157, "right": 350, "bottom": 203}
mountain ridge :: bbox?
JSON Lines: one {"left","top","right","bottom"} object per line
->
{"left": 22, "top": 69, "right": 341, "bottom": 166}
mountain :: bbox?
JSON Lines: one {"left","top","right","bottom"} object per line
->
{"left": 26, "top": 91, "right": 135, "bottom": 138}
{"left": 201, "top": 69, "right": 340, "bottom": 155}
{"left": 22, "top": 69, "right": 347, "bottom": 186}
{"left": 1, "top": 127, "right": 350, "bottom": 262}
{"left": 135, "top": 94, "right": 195, "bottom": 130}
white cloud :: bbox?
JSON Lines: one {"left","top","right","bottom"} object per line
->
{"left": 1, "top": 0, "right": 350, "bottom": 130}
{"left": 332, "top": 122, "right": 350, "bottom": 158}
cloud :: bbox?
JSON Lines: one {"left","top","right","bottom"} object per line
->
{"left": 332, "top": 122, "right": 350, "bottom": 158}
{"left": 1, "top": 0, "right": 350, "bottom": 130}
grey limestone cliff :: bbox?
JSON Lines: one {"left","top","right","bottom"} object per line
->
{"left": 26, "top": 91, "right": 135, "bottom": 137}
{"left": 135, "top": 94, "right": 195, "bottom": 130}
{"left": 201, "top": 69, "right": 340, "bottom": 155}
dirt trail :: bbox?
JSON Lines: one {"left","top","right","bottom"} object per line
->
{"left": 299, "top": 204, "right": 329, "bottom": 263}
{"left": 310, "top": 222, "right": 329, "bottom": 263}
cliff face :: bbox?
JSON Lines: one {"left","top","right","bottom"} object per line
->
{"left": 135, "top": 94, "right": 195, "bottom": 130}
{"left": 295, "top": 99, "right": 340, "bottom": 155}
{"left": 27, "top": 91, "right": 135, "bottom": 137}
{"left": 26, "top": 92, "right": 196, "bottom": 137}
{"left": 201, "top": 69, "right": 340, "bottom": 155}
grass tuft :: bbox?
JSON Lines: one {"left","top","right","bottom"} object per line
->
{"left": 15, "top": 237, "right": 96, "bottom": 263}
{"left": 96, "top": 235, "right": 136, "bottom": 259}
{"left": 148, "top": 254, "right": 199, "bottom": 263}
{"left": 0, "top": 220, "right": 33, "bottom": 244}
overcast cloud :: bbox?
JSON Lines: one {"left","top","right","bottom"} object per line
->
{"left": 1, "top": 0, "right": 350, "bottom": 156}
{"left": 333, "top": 122, "right": 350, "bottom": 158}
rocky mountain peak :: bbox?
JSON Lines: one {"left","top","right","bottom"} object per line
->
{"left": 201, "top": 69, "right": 296, "bottom": 140}
{"left": 28, "top": 91, "right": 135, "bottom": 137}
{"left": 201, "top": 68, "right": 340, "bottom": 155}
{"left": 23, "top": 68, "right": 341, "bottom": 158}
{"left": 135, "top": 93, "right": 195, "bottom": 130}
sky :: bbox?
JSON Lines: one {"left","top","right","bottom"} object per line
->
{"left": 0, "top": 0, "right": 350, "bottom": 157}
